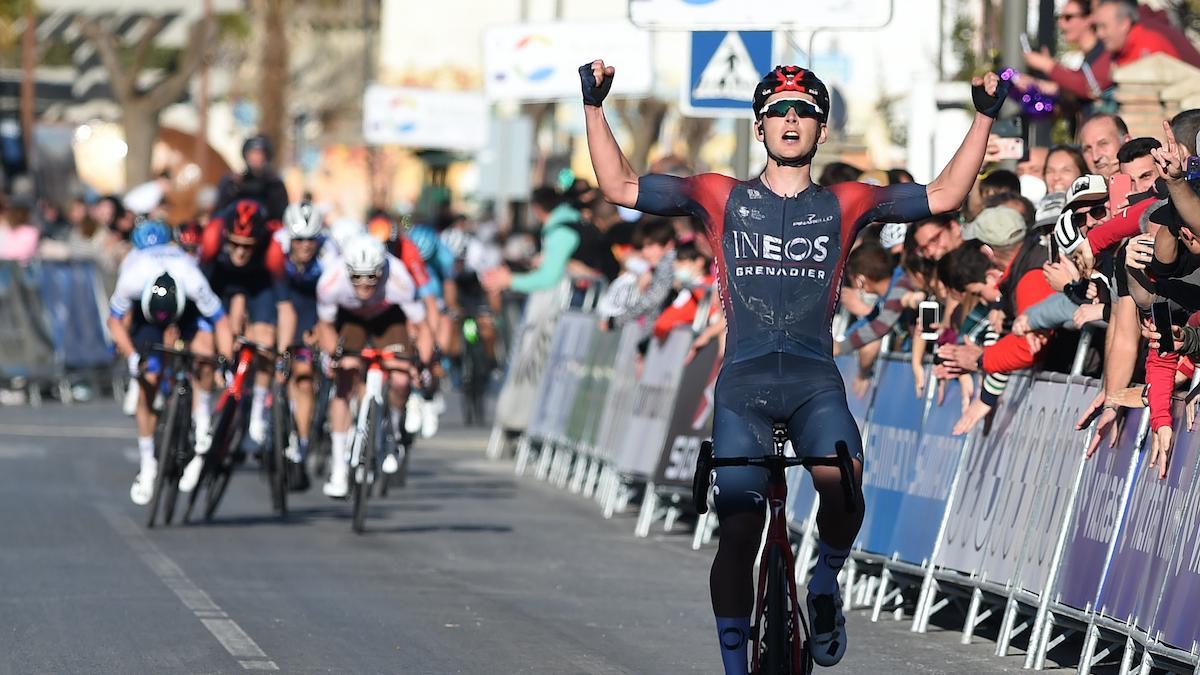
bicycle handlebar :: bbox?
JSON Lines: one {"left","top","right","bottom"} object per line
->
{"left": 145, "top": 344, "right": 218, "bottom": 366}
{"left": 693, "top": 440, "right": 859, "bottom": 516}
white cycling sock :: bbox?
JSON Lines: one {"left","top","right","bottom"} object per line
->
{"left": 330, "top": 431, "right": 349, "bottom": 473}
{"left": 715, "top": 616, "right": 750, "bottom": 675}
{"left": 251, "top": 384, "right": 268, "bottom": 425}
{"left": 193, "top": 389, "right": 213, "bottom": 438}
{"left": 808, "top": 540, "right": 849, "bottom": 596}
{"left": 138, "top": 436, "right": 156, "bottom": 471}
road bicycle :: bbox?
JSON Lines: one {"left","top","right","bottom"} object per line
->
{"left": 186, "top": 337, "right": 275, "bottom": 523}
{"left": 693, "top": 424, "right": 858, "bottom": 675}
{"left": 457, "top": 314, "right": 491, "bottom": 426}
{"left": 144, "top": 345, "right": 211, "bottom": 528}
{"left": 338, "top": 345, "right": 415, "bottom": 533}
{"left": 267, "top": 349, "right": 299, "bottom": 516}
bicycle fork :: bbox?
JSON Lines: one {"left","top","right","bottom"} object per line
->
{"left": 350, "top": 366, "right": 385, "bottom": 481}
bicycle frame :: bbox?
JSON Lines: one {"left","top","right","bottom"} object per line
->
{"left": 693, "top": 427, "right": 858, "bottom": 675}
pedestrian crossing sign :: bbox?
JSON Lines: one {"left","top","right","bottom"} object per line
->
{"left": 683, "top": 31, "right": 774, "bottom": 118}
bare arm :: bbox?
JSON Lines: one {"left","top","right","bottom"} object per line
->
{"left": 582, "top": 61, "right": 640, "bottom": 208}
{"left": 925, "top": 73, "right": 1001, "bottom": 214}
{"left": 926, "top": 113, "right": 995, "bottom": 214}
{"left": 1105, "top": 296, "right": 1141, "bottom": 400}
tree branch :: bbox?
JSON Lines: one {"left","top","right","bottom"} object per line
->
{"left": 128, "top": 16, "right": 163, "bottom": 80}
{"left": 142, "top": 16, "right": 216, "bottom": 111}
{"left": 77, "top": 16, "right": 133, "bottom": 104}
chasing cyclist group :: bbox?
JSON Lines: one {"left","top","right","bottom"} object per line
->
{"left": 112, "top": 195, "right": 494, "bottom": 509}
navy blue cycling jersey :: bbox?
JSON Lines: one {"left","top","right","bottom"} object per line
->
{"left": 634, "top": 174, "right": 931, "bottom": 365}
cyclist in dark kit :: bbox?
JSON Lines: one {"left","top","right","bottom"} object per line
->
{"left": 580, "top": 60, "right": 1006, "bottom": 672}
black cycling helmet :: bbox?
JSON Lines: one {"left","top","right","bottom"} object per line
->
{"left": 140, "top": 272, "right": 186, "bottom": 326}
{"left": 752, "top": 65, "right": 830, "bottom": 125}
{"left": 242, "top": 135, "right": 274, "bottom": 163}
{"left": 221, "top": 198, "right": 270, "bottom": 244}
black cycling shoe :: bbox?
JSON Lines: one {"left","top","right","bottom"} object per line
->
{"left": 286, "top": 459, "right": 310, "bottom": 492}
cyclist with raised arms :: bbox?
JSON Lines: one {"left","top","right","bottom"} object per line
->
{"left": 272, "top": 203, "right": 337, "bottom": 491}
{"left": 579, "top": 60, "right": 1005, "bottom": 671}
{"left": 108, "top": 220, "right": 233, "bottom": 504}
{"left": 315, "top": 234, "right": 434, "bottom": 498}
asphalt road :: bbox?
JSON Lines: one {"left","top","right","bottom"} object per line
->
{"left": 0, "top": 399, "right": 1076, "bottom": 674}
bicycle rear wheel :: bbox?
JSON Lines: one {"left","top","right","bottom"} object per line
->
{"left": 351, "top": 398, "right": 379, "bottom": 534}
{"left": 269, "top": 383, "right": 289, "bottom": 516}
{"left": 760, "top": 545, "right": 797, "bottom": 675}
{"left": 146, "top": 390, "right": 181, "bottom": 529}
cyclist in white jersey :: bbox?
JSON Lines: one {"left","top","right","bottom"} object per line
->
{"left": 316, "top": 234, "right": 433, "bottom": 498}
{"left": 108, "top": 229, "right": 233, "bottom": 505}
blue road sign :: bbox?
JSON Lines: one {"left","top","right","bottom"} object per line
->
{"left": 683, "top": 31, "right": 774, "bottom": 117}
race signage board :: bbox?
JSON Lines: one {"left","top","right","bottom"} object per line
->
{"left": 629, "top": 0, "right": 893, "bottom": 31}
{"left": 682, "top": 31, "right": 772, "bottom": 118}
{"left": 483, "top": 22, "right": 652, "bottom": 101}
{"left": 362, "top": 86, "right": 488, "bottom": 151}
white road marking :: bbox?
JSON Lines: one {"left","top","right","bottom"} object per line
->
{"left": 100, "top": 509, "right": 279, "bottom": 671}
{"left": 0, "top": 423, "right": 129, "bottom": 439}
{"left": 0, "top": 444, "right": 47, "bottom": 459}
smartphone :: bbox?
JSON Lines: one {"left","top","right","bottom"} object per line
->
{"left": 1152, "top": 300, "right": 1175, "bottom": 354}
{"left": 919, "top": 301, "right": 940, "bottom": 341}
{"left": 1108, "top": 173, "right": 1133, "bottom": 213}
{"left": 1187, "top": 156, "right": 1200, "bottom": 182}
{"left": 1020, "top": 34, "right": 1032, "bottom": 53}
{"left": 1048, "top": 231, "right": 1060, "bottom": 263}
{"left": 992, "top": 117, "right": 1028, "bottom": 161}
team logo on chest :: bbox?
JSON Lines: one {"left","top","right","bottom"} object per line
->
{"left": 730, "top": 230, "right": 831, "bottom": 279}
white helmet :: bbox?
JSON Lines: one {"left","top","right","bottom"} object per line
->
{"left": 342, "top": 234, "right": 387, "bottom": 276}
{"left": 329, "top": 217, "right": 366, "bottom": 253}
{"left": 283, "top": 203, "right": 323, "bottom": 239}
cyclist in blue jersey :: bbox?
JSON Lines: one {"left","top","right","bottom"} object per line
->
{"left": 580, "top": 60, "right": 1006, "bottom": 671}
{"left": 272, "top": 203, "right": 335, "bottom": 491}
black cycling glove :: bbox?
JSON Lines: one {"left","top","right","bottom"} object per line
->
{"left": 972, "top": 75, "right": 1011, "bottom": 119}
{"left": 579, "top": 62, "right": 613, "bottom": 107}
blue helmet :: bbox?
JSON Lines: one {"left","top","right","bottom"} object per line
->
{"left": 132, "top": 219, "right": 171, "bottom": 250}
{"left": 407, "top": 224, "right": 439, "bottom": 261}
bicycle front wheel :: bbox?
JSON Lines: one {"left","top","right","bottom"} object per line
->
{"left": 146, "top": 390, "right": 181, "bottom": 529}
{"left": 351, "top": 398, "right": 380, "bottom": 534}
{"left": 761, "top": 545, "right": 797, "bottom": 675}
{"left": 269, "top": 384, "right": 289, "bottom": 516}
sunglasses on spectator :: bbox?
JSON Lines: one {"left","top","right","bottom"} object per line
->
{"left": 1076, "top": 203, "right": 1108, "bottom": 221}
{"left": 350, "top": 273, "right": 380, "bottom": 286}
{"left": 760, "top": 98, "right": 823, "bottom": 120}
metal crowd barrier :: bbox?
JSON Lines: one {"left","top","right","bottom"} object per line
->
{"left": 487, "top": 303, "right": 1200, "bottom": 673}
{"left": 0, "top": 259, "right": 115, "bottom": 404}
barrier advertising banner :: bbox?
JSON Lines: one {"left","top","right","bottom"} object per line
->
{"left": 524, "top": 312, "right": 584, "bottom": 439}
{"left": 1054, "top": 409, "right": 1144, "bottom": 611}
{"left": 594, "top": 325, "right": 643, "bottom": 464}
{"left": 855, "top": 359, "right": 923, "bottom": 555}
{"left": 1017, "top": 382, "right": 1099, "bottom": 596}
{"left": 834, "top": 355, "right": 871, "bottom": 430}
{"left": 654, "top": 340, "right": 721, "bottom": 488}
{"left": 936, "top": 376, "right": 1032, "bottom": 575}
{"left": 1148, "top": 403, "right": 1200, "bottom": 649}
{"left": 37, "top": 261, "right": 111, "bottom": 369}
{"left": 1097, "top": 405, "right": 1196, "bottom": 629}
{"left": 494, "top": 284, "right": 567, "bottom": 432}
{"left": 614, "top": 328, "right": 692, "bottom": 477}
{"left": 0, "top": 261, "right": 54, "bottom": 379}
{"left": 976, "top": 380, "right": 1053, "bottom": 587}
{"left": 888, "top": 376, "right": 969, "bottom": 565}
